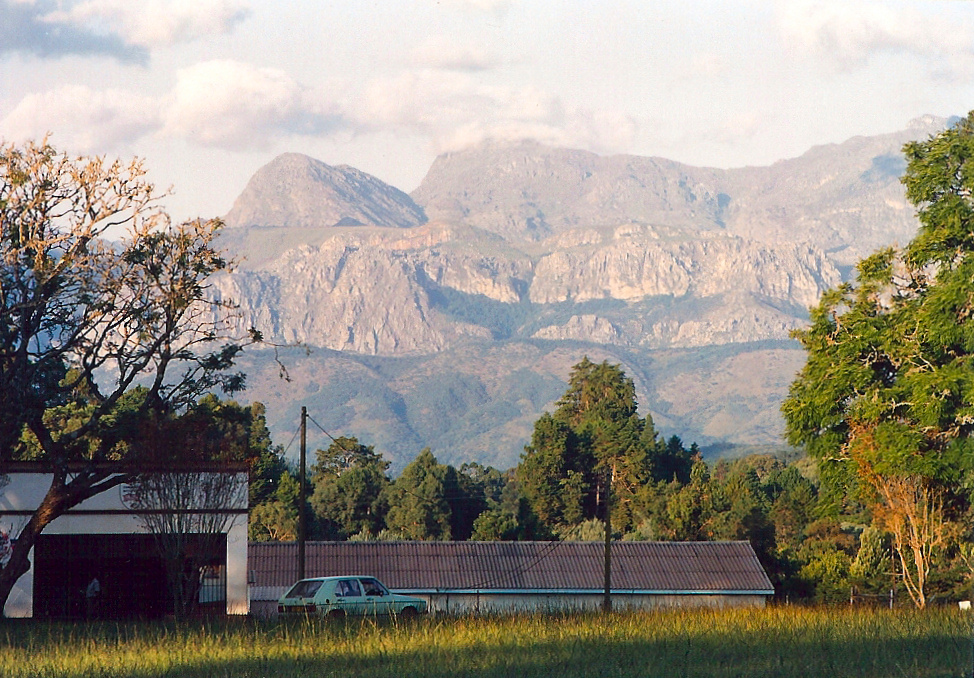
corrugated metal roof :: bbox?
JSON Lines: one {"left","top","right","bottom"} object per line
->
{"left": 249, "top": 541, "right": 774, "bottom": 594}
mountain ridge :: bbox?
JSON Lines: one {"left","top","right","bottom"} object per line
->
{"left": 214, "top": 117, "right": 945, "bottom": 470}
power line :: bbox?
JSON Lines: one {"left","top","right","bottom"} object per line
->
{"left": 306, "top": 414, "right": 345, "bottom": 447}
{"left": 280, "top": 421, "right": 302, "bottom": 457}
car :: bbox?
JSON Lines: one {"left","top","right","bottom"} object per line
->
{"left": 277, "top": 575, "right": 428, "bottom": 618}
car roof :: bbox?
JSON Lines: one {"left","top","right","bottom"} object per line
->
{"left": 295, "top": 575, "right": 378, "bottom": 583}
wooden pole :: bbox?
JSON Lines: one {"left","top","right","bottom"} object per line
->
{"left": 298, "top": 406, "right": 307, "bottom": 581}
{"left": 602, "top": 467, "right": 612, "bottom": 613}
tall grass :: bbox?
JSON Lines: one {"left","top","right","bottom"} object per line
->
{"left": 2, "top": 606, "right": 968, "bottom": 678}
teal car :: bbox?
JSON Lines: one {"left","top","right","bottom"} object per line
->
{"left": 278, "top": 576, "right": 427, "bottom": 618}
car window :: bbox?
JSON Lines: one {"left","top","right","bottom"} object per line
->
{"left": 360, "top": 578, "right": 388, "bottom": 597}
{"left": 335, "top": 579, "right": 363, "bottom": 598}
{"left": 283, "top": 580, "right": 323, "bottom": 599}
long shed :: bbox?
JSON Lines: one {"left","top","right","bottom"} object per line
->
{"left": 249, "top": 540, "right": 774, "bottom": 616}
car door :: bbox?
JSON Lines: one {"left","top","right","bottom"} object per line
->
{"left": 334, "top": 578, "right": 365, "bottom": 615}
{"left": 359, "top": 577, "right": 391, "bottom": 615}
{"left": 280, "top": 579, "right": 323, "bottom": 615}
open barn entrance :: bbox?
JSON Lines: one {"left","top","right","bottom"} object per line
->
{"left": 33, "top": 534, "right": 227, "bottom": 619}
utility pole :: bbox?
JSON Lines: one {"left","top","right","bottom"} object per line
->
{"left": 298, "top": 406, "right": 307, "bottom": 581}
{"left": 602, "top": 467, "right": 612, "bottom": 613}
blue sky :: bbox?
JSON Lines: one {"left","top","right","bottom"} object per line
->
{"left": 2, "top": 0, "right": 973, "bottom": 221}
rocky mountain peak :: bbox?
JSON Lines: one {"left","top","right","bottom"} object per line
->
{"left": 224, "top": 152, "right": 427, "bottom": 230}
{"left": 411, "top": 140, "right": 723, "bottom": 242}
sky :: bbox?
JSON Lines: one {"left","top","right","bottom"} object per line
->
{"left": 2, "top": 0, "right": 974, "bottom": 222}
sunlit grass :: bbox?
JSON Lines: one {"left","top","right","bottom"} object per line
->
{"left": 0, "top": 606, "right": 968, "bottom": 677}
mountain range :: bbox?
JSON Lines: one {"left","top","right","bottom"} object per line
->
{"left": 213, "top": 115, "right": 948, "bottom": 472}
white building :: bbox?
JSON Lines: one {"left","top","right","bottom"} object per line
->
{"left": 0, "top": 463, "right": 249, "bottom": 618}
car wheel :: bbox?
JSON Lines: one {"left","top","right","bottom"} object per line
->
{"left": 399, "top": 606, "right": 419, "bottom": 619}
{"left": 328, "top": 609, "right": 346, "bottom": 620}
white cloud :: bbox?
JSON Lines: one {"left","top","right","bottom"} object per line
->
{"left": 0, "top": 85, "right": 158, "bottom": 151}
{"left": 436, "top": 0, "right": 512, "bottom": 13}
{"left": 778, "top": 0, "right": 974, "bottom": 73}
{"left": 1, "top": 59, "right": 346, "bottom": 154}
{"left": 685, "top": 52, "right": 728, "bottom": 79}
{"left": 1, "top": 55, "right": 638, "bottom": 161}
{"left": 161, "top": 60, "right": 344, "bottom": 150}
{"left": 42, "top": 0, "right": 249, "bottom": 48}
{"left": 355, "top": 70, "right": 636, "bottom": 155}
{"left": 408, "top": 38, "right": 500, "bottom": 72}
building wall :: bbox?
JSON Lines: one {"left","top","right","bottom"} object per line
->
{"left": 248, "top": 588, "right": 767, "bottom": 618}
{"left": 0, "top": 472, "right": 249, "bottom": 618}
{"left": 414, "top": 592, "right": 767, "bottom": 615}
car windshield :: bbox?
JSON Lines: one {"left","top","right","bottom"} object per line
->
{"left": 283, "top": 580, "right": 323, "bottom": 599}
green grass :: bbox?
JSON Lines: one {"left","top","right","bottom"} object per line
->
{"left": 1, "top": 606, "right": 969, "bottom": 678}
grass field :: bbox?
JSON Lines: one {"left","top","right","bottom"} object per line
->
{"left": 2, "top": 606, "right": 969, "bottom": 678}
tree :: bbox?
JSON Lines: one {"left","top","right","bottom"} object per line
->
{"left": 783, "top": 113, "right": 974, "bottom": 607}
{"left": 449, "top": 462, "right": 505, "bottom": 541}
{"left": 517, "top": 357, "right": 660, "bottom": 534}
{"left": 310, "top": 437, "right": 389, "bottom": 539}
{"left": 764, "top": 464, "right": 818, "bottom": 552}
{"left": 0, "top": 141, "right": 252, "bottom": 612}
{"left": 111, "top": 395, "right": 266, "bottom": 617}
{"left": 468, "top": 468, "right": 550, "bottom": 541}
{"left": 516, "top": 413, "right": 587, "bottom": 526}
{"left": 850, "top": 525, "right": 893, "bottom": 595}
{"left": 384, "top": 448, "right": 454, "bottom": 541}
{"left": 250, "top": 471, "right": 300, "bottom": 542}
{"left": 123, "top": 466, "right": 246, "bottom": 618}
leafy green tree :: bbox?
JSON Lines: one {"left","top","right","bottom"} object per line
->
{"left": 795, "top": 519, "right": 858, "bottom": 603}
{"left": 517, "top": 357, "right": 662, "bottom": 534}
{"left": 516, "top": 413, "right": 587, "bottom": 526}
{"left": 250, "top": 471, "right": 300, "bottom": 542}
{"left": 384, "top": 448, "right": 455, "bottom": 540}
{"left": 470, "top": 510, "right": 519, "bottom": 541}
{"left": 0, "top": 141, "right": 256, "bottom": 612}
{"left": 451, "top": 463, "right": 505, "bottom": 540}
{"left": 652, "top": 436, "right": 696, "bottom": 484}
{"left": 709, "top": 462, "right": 777, "bottom": 575}
{"left": 783, "top": 113, "right": 974, "bottom": 607}
{"left": 171, "top": 395, "right": 283, "bottom": 510}
{"left": 849, "top": 526, "right": 893, "bottom": 595}
{"left": 310, "top": 437, "right": 390, "bottom": 540}
{"left": 652, "top": 460, "right": 720, "bottom": 541}
{"left": 470, "top": 475, "right": 550, "bottom": 541}
{"left": 763, "top": 465, "right": 819, "bottom": 552}
{"left": 558, "top": 518, "right": 606, "bottom": 542}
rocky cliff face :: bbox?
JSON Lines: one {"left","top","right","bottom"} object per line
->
{"left": 214, "top": 119, "right": 944, "bottom": 469}
{"left": 215, "top": 221, "right": 839, "bottom": 354}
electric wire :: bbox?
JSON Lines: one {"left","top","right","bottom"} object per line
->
{"left": 293, "top": 409, "right": 598, "bottom": 593}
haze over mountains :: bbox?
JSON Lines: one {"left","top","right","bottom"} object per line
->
{"left": 214, "top": 116, "right": 947, "bottom": 472}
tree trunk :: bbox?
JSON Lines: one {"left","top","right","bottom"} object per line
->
{"left": 0, "top": 471, "right": 68, "bottom": 615}
{"left": 0, "top": 468, "right": 132, "bottom": 616}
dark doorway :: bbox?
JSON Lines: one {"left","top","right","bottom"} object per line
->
{"left": 33, "top": 533, "right": 226, "bottom": 619}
